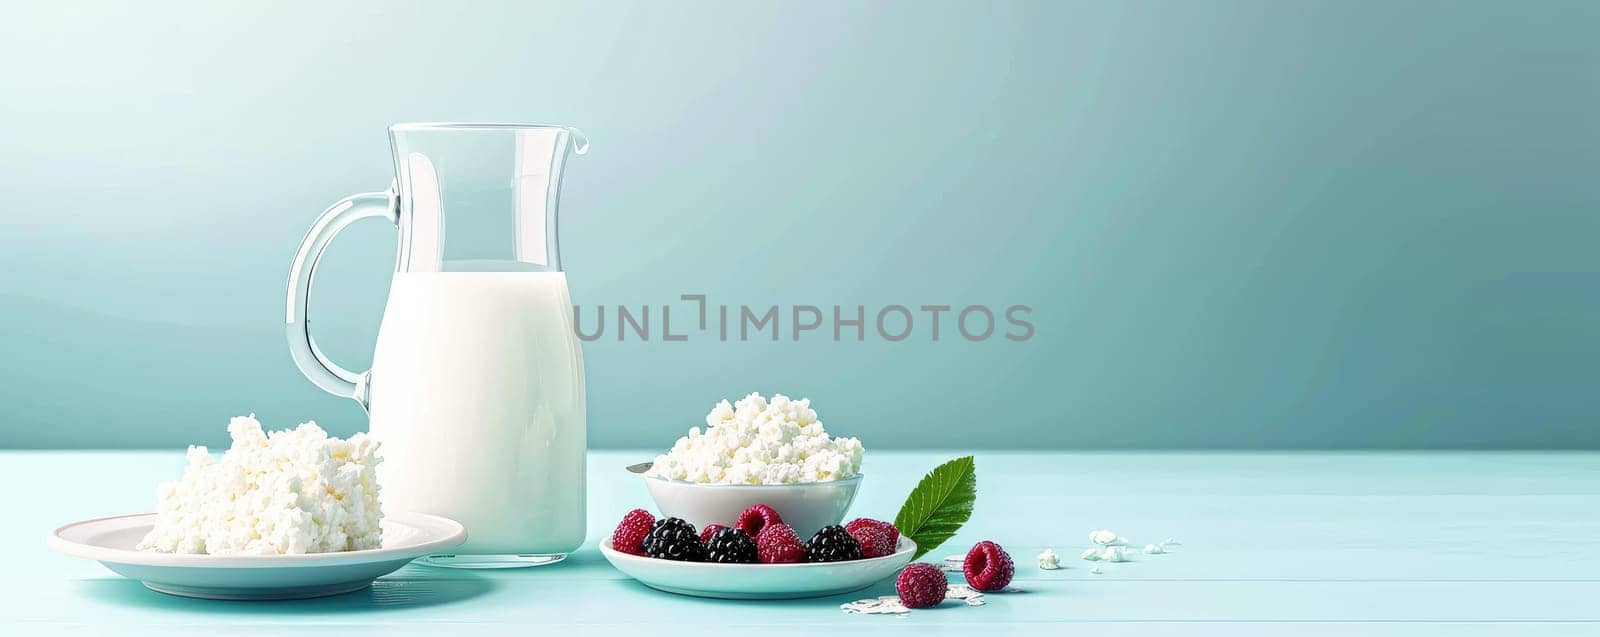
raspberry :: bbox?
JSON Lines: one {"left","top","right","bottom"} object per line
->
{"left": 611, "top": 508, "right": 654, "bottom": 555}
{"left": 699, "top": 523, "right": 731, "bottom": 545}
{"left": 844, "top": 518, "right": 900, "bottom": 546}
{"left": 895, "top": 562, "right": 948, "bottom": 608}
{"left": 849, "top": 525, "right": 895, "bottom": 558}
{"left": 804, "top": 525, "right": 863, "bottom": 562}
{"left": 962, "top": 540, "right": 1015, "bottom": 591}
{"left": 755, "top": 523, "right": 806, "bottom": 563}
{"left": 735, "top": 504, "right": 784, "bottom": 537}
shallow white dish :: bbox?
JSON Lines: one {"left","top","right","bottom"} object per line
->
{"left": 642, "top": 474, "right": 862, "bottom": 537}
{"left": 47, "top": 512, "right": 466, "bottom": 600}
{"left": 599, "top": 535, "right": 915, "bottom": 600}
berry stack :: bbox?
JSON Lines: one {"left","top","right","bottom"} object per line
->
{"left": 609, "top": 504, "right": 903, "bottom": 565}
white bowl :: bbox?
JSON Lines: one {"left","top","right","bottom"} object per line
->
{"left": 600, "top": 535, "right": 915, "bottom": 599}
{"left": 642, "top": 474, "right": 863, "bottom": 537}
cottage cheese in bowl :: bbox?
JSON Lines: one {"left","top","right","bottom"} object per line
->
{"left": 643, "top": 393, "right": 864, "bottom": 534}
{"left": 647, "top": 393, "right": 864, "bottom": 485}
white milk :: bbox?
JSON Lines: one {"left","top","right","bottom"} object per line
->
{"left": 368, "top": 271, "right": 586, "bottom": 555}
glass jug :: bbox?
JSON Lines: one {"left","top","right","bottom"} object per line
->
{"left": 286, "top": 123, "right": 589, "bottom": 568}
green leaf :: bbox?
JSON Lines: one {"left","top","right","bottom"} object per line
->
{"left": 893, "top": 455, "right": 976, "bottom": 560}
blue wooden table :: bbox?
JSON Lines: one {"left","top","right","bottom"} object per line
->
{"left": 7, "top": 450, "right": 1595, "bottom": 635}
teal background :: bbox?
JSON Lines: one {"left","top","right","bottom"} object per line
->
{"left": 1, "top": 0, "right": 1595, "bottom": 450}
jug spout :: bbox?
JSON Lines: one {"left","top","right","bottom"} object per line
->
{"left": 566, "top": 127, "right": 590, "bottom": 156}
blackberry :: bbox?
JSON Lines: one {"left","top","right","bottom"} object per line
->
{"left": 642, "top": 517, "right": 706, "bottom": 562}
{"left": 804, "top": 525, "right": 863, "bottom": 562}
{"left": 705, "top": 528, "right": 759, "bottom": 563}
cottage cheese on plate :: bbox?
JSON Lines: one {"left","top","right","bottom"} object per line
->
{"left": 137, "top": 415, "right": 383, "bottom": 555}
{"left": 646, "top": 393, "right": 864, "bottom": 484}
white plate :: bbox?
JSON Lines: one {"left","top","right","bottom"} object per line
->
{"left": 599, "top": 536, "right": 917, "bottom": 600}
{"left": 47, "top": 512, "right": 466, "bottom": 600}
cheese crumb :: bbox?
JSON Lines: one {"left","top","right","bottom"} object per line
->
{"left": 137, "top": 415, "right": 382, "bottom": 555}
{"left": 1036, "top": 548, "right": 1062, "bottom": 570}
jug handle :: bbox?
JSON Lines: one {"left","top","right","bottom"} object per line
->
{"left": 284, "top": 188, "right": 399, "bottom": 410}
